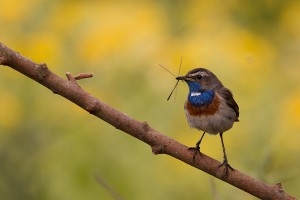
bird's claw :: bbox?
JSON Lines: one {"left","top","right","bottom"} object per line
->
{"left": 218, "top": 159, "right": 234, "bottom": 177}
{"left": 188, "top": 146, "right": 202, "bottom": 159}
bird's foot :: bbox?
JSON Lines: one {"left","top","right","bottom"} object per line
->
{"left": 188, "top": 146, "right": 202, "bottom": 159}
{"left": 218, "top": 159, "right": 234, "bottom": 177}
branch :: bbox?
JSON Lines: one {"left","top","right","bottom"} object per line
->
{"left": 0, "top": 42, "right": 296, "bottom": 200}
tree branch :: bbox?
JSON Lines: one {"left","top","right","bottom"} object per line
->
{"left": 0, "top": 42, "right": 296, "bottom": 200}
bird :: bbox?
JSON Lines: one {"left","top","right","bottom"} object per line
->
{"left": 176, "top": 68, "right": 239, "bottom": 175}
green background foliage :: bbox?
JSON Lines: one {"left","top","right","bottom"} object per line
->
{"left": 1, "top": 1, "right": 300, "bottom": 199}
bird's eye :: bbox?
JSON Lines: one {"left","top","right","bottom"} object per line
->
{"left": 196, "top": 75, "right": 202, "bottom": 80}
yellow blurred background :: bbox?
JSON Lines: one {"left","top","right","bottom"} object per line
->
{"left": 1, "top": 1, "right": 300, "bottom": 199}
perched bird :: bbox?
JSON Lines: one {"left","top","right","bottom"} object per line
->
{"left": 176, "top": 68, "right": 239, "bottom": 174}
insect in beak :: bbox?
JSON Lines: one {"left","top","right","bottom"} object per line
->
{"left": 167, "top": 79, "right": 180, "bottom": 101}
{"left": 159, "top": 57, "right": 183, "bottom": 101}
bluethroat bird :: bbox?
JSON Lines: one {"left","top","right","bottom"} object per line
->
{"left": 176, "top": 68, "right": 239, "bottom": 175}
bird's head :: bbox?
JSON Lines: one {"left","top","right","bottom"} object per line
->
{"left": 176, "top": 68, "right": 222, "bottom": 92}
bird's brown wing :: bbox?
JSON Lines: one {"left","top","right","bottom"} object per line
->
{"left": 218, "top": 87, "right": 239, "bottom": 121}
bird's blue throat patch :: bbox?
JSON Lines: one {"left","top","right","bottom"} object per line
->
{"left": 186, "top": 81, "right": 215, "bottom": 107}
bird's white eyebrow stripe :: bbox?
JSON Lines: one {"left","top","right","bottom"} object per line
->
{"left": 189, "top": 71, "right": 208, "bottom": 77}
{"left": 191, "top": 92, "right": 201, "bottom": 96}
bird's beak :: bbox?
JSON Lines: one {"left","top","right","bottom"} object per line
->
{"left": 176, "top": 76, "right": 194, "bottom": 81}
{"left": 176, "top": 76, "right": 185, "bottom": 80}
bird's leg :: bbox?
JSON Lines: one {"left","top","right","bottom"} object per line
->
{"left": 188, "top": 132, "right": 205, "bottom": 159}
{"left": 218, "top": 132, "right": 234, "bottom": 177}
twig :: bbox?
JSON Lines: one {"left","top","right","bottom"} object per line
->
{"left": 210, "top": 177, "right": 221, "bottom": 200}
{"left": 94, "top": 174, "right": 124, "bottom": 200}
{"left": 75, "top": 72, "right": 94, "bottom": 80}
{"left": 0, "top": 42, "right": 296, "bottom": 200}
